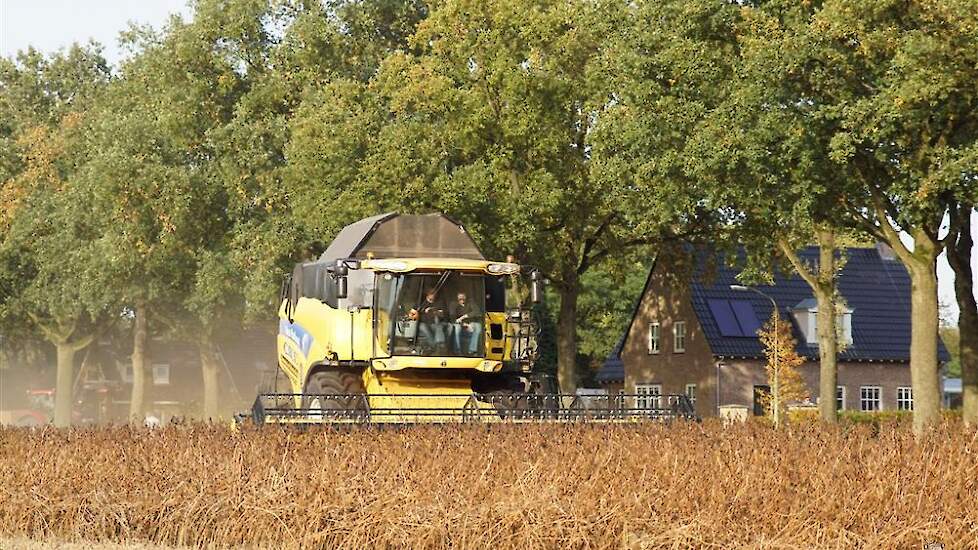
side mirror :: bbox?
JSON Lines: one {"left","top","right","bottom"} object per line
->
{"left": 334, "top": 260, "right": 349, "bottom": 299}
{"left": 530, "top": 270, "right": 543, "bottom": 304}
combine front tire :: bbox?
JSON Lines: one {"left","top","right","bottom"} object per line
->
{"left": 302, "top": 369, "right": 368, "bottom": 422}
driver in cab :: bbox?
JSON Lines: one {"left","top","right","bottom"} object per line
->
{"left": 412, "top": 290, "right": 446, "bottom": 351}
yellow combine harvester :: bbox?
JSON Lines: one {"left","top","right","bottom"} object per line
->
{"left": 249, "top": 213, "right": 695, "bottom": 424}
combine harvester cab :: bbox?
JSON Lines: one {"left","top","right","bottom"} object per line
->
{"left": 250, "top": 212, "right": 696, "bottom": 425}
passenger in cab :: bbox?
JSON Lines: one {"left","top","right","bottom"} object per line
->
{"left": 450, "top": 292, "right": 483, "bottom": 356}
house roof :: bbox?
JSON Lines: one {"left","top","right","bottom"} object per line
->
{"left": 598, "top": 246, "right": 949, "bottom": 382}
{"left": 792, "top": 298, "right": 818, "bottom": 311}
{"left": 692, "top": 247, "right": 949, "bottom": 362}
{"left": 596, "top": 335, "right": 625, "bottom": 384}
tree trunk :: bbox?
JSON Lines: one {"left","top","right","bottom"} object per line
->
{"left": 815, "top": 230, "right": 839, "bottom": 423}
{"left": 129, "top": 304, "right": 148, "bottom": 423}
{"left": 948, "top": 206, "right": 977, "bottom": 427}
{"left": 556, "top": 281, "right": 580, "bottom": 394}
{"left": 958, "top": 278, "right": 978, "bottom": 428}
{"left": 778, "top": 232, "right": 840, "bottom": 423}
{"left": 199, "top": 338, "right": 221, "bottom": 420}
{"left": 906, "top": 245, "right": 943, "bottom": 436}
{"left": 54, "top": 343, "right": 76, "bottom": 427}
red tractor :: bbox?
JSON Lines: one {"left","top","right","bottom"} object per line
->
{"left": 1, "top": 383, "right": 119, "bottom": 426}
{"left": 0, "top": 389, "right": 53, "bottom": 427}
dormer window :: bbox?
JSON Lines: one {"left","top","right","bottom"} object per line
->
{"left": 792, "top": 298, "right": 853, "bottom": 346}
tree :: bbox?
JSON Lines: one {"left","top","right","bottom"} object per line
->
{"left": 81, "top": 73, "right": 205, "bottom": 422}
{"left": 757, "top": 311, "right": 809, "bottom": 429}
{"left": 285, "top": 0, "right": 738, "bottom": 392}
{"left": 946, "top": 206, "right": 976, "bottom": 426}
{"left": 0, "top": 45, "right": 113, "bottom": 426}
{"left": 98, "top": 2, "right": 261, "bottom": 419}
{"left": 576, "top": 256, "right": 652, "bottom": 370}
{"left": 0, "top": 115, "right": 117, "bottom": 426}
{"left": 683, "top": 0, "right": 889, "bottom": 425}
{"left": 0, "top": 45, "right": 110, "bottom": 186}
{"left": 779, "top": 233, "right": 844, "bottom": 423}
{"left": 709, "top": 0, "right": 978, "bottom": 435}
{"left": 812, "top": 0, "right": 978, "bottom": 434}
{"left": 220, "top": 0, "right": 428, "bottom": 319}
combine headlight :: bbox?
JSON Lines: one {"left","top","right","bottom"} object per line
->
{"left": 487, "top": 263, "right": 520, "bottom": 275}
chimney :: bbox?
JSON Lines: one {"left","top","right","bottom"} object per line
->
{"left": 876, "top": 242, "right": 897, "bottom": 261}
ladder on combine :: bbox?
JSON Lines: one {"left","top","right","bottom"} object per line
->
{"left": 246, "top": 393, "right": 699, "bottom": 425}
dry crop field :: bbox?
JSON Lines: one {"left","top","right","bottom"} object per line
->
{"left": 0, "top": 421, "right": 976, "bottom": 549}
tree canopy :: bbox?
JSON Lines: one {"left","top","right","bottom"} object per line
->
{"left": 0, "top": 0, "right": 974, "bottom": 429}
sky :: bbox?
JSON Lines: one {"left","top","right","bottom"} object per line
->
{"left": 1, "top": 1, "right": 976, "bottom": 324}
{"left": 1, "top": 0, "right": 192, "bottom": 66}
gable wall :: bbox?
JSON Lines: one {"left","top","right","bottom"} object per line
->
{"left": 621, "top": 265, "right": 717, "bottom": 416}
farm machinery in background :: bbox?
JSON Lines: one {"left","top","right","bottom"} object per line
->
{"left": 0, "top": 384, "right": 120, "bottom": 427}
{"left": 248, "top": 213, "right": 695, "bottom": 425}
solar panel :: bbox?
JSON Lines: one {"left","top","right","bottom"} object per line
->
{"left": 708, "top": 299, "right": 743, "bottom": 337}
{"left": 730, "top": 300, "right": 761, "bottom": 336}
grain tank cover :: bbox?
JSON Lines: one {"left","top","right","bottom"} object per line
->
{"left": 319, "top": 212, "right": 485, "bottom": 263}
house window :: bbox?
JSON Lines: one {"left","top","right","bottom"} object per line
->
{"left": 860, "top": 386, "right": 881, "bottom": 411}
{"left": 673, "top": 321, "right": 686, "bottom": 353}
{"left": 792, "top": 301, "right": 854, "bottom": 346}
{"left": 122, "top": 365, "right": 133, "bottom": 384}
{"left": 897, "top": 387, "right": 913, "bottom": 411}
{"left": 152, "top": 364, "right": 171, "bottom": 386}
{"left": 648, "top": 322, "right": 660, "bottom": 354}
{"left": 840, "top": 311, "right": 853, "bottom": 346}
{"left": 685, "top": 384, "right": 697, "bottom": 407}
{"left": 836, "top": 386, "right": 846, "bottom": 411}
{"left": 635, "top": 383, "right": 662, "bottom": 410}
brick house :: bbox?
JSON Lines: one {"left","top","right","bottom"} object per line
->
{"left": 596, "top": 245, "right": 950, "bottom": 417}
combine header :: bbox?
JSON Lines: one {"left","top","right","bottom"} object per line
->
{"left": 251, "top": 392, "right": 696, "bottom": 424}
{"left": 248, "top": 213, "right": 695, "bottom": 425}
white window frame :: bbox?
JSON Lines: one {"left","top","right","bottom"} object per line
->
{"left": 673, "top": 321, "right": 686, "bottom": 353}
{"left": 635, "top": 383, "right": 662, "bottom": 410}
{"left": 798, "top": 308, "right": 854, "bottom": 346}
{"left": 840, "top": 312, "right": 853, "bottom": 346}
{"left": 685, "top": 384, "right": 697, "bottom": 407}
{"left": 648, "top": 322, "right": 660, "bottom": 355}
{"left": 836, "top": 386, "right": 846, "bottom": 411}
{"left": 152, "top": 363, "right": 171, "bottom": 386}
{"left": 860, "top": 386, "right": 881, "bottom": 411}
{"left": 805, "top": 310, "right": 817, "bottom": 344}
{"left": 896, "top": 386, "right": 913, "bottom": 411}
